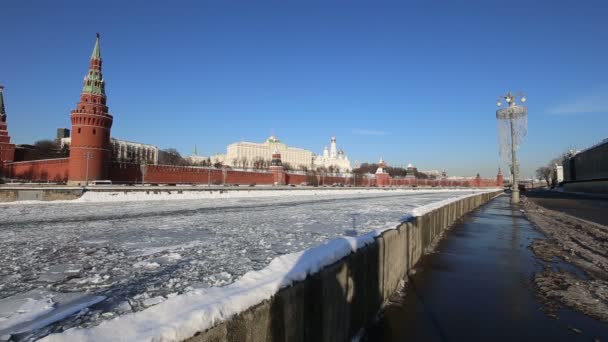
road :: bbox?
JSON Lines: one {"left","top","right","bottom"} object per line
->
{"left": 524, "top": 189, "right": 608, "bottom": 226}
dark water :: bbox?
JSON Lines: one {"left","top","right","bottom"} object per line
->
{"left": 365, "top": 195, "right": 608, "bottom": 341}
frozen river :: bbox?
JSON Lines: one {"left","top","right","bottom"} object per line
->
{"left": 0, "top": 188, "right": 482, "bottom": 340}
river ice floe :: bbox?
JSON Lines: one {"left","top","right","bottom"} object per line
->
{"left": 0, "top": 188, "right": 489, "bottom": 340}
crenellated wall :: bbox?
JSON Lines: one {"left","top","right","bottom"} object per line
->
{"left": 3, "top": 158, "right": 69, "bottom": 182}
{"left": 2, "top": 159, "right": 503, "bottom": 189}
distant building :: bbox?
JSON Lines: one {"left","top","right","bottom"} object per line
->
{"left": 312, "top": 137, "right": 352, "bottom": 171}
{"left": 60, "top": 136, "right": 159, "bottom": 165}
{"left": 554, "top": 164, "right": 564, "bottom": 183}
{"left": 56, "top": 128, "right": 70, "bottom": 140}
{"left": 405, "top": 163, "right": 417, "bottom": 178}
{"left": 562, "top": 138, "right": 608, "bottom": 194}
{"left": 221, "top": 136, "right": 313, "bottom": 169}
{"left": 196, "top": 136, "right": 352, "bottom": 171}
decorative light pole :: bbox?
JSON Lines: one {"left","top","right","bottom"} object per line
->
{"left": 496, "top": 91, "right": 528, "bottom": 204}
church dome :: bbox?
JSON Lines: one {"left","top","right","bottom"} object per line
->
{"left": 266, "top": 136, "right": 280, "bottom": 143}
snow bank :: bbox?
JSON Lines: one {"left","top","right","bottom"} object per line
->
{"left": 0, "top": 188, "right": 482, "bottom": 206}
{"left": 73, "top": 188, "right": 475, "bottom": 203}
{"left": 42, "top": 189, "right": 497, "bottom": 342}
{"left": 400, "top": 188, "right": 501, "bottom": 221}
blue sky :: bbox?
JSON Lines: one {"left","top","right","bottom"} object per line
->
{"left": 1, "top": 0, "right": 607, "bottom": 177}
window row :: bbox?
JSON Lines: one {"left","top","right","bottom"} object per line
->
{"left": 72, "top": 116, "right": 108, "bottom": 127}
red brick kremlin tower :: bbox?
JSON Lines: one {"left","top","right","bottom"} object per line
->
{"left": 68, "top": 34, "right": 114, "bottom": 185}
{"left": 269, "top": 148, "right": 286, "bottom": 185}
{"left": 375, "top": 157, "right": 390, "bottom": 187}
{"left": 0, "top": 85, "right": 16, "bottom": 164}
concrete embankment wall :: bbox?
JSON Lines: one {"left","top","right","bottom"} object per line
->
{"left": 0, "top": 187, "right": 83, "bottom": 202}
{"left": 185, "top": 190, "right": 503, "bottom": 342}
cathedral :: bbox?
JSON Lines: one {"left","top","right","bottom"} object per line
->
{"left": 313, "top": 137, "right": 352, "bottom": 172}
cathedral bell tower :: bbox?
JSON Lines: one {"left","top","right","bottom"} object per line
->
{"left": 68, "top": 33, "right": 114, "bottom": 185}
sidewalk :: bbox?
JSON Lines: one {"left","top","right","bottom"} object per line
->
{"left": 364, "top": 194, "right": 608, "bottom": 341}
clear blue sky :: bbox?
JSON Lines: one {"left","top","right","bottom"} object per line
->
{"left": 2, "top": 0, "right": 607, "bottom": 177}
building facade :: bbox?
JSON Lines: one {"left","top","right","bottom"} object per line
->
{"left": 563, "top": 138, "right": 608, "bottom": 194}
{"left": 67, "top": 34, "right": 114, "bottom": 184}
{"left": 312, "top": 137, "right": 352, "bottom": 171}
{"left": 60, "top": 137, "right": 158, "bottom": 165}
{"left": 207, "top": 136, "right": 314, "bottom": 169}
{"left": 200, "top": 136, "right": 352, "bottom": 171}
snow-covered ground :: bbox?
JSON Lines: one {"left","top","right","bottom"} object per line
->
{"left": 0, "top": 188, "right": 490, "bottom": 340}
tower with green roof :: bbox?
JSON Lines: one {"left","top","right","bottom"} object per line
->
{"left": 68, "top": 33, "right": 114, "bottom": 185}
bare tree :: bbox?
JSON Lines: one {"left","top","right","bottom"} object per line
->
{"left": 158, "top": 148, "right": 185, "bottom": 165}
{"left": 536, "top": 166, "right": 552, "bottom": 187}
{"left": 240, "top": 157, "right": 249, "bottom": 169}
{"left": 21, "top": 140, "right": 65, "bottom": 161}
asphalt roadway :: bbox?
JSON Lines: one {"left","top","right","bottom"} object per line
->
{"left": 524, "top": 189, "right": 608, "bottom": 226}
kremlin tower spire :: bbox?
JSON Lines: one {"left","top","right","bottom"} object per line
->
{"left": 0, "top": 85, "right": 16, "bottom": 163}
{"left": 68, "top": 33, "right": 114, "bottom": 185}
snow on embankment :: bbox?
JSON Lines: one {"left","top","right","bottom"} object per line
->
{"left": 45, "top": 190, "right": 495, "bottom": 341}
{"left": 42, "top": 189, "right": 497, "bottom": 342}
{"left": 72, "top": 188, "right": 478, "bottom": 203}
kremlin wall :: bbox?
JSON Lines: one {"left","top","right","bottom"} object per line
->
{"left": 0, "top": 34, "right": 503, "bottom": 189}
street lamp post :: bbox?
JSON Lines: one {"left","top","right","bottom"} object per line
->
{"left": 496, "top": 92, "right": 528, "bottom": 204}
{"left": 84, "top": 152, "right": 93, "bottom": 186}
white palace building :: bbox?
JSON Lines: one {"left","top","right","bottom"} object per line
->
{"left": 193, "top": 136, "right": 352, "bottom": 171}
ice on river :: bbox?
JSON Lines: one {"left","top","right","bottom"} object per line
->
{"left": 0, "top": 188, "right": 490, "bottom": 340}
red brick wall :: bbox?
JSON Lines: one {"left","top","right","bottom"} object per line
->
{"left": 109, "top": 163, "right": 275, "bottom": 185}
{"left": 226, "top": 170, "right": 274, "bottom": 185}
{"left": 4, "top": 158, "right": 69, "bottom": 182}
{"left": 1, "top": 159, "right": 501, "bottom": 188}
{"left": 285, "top": 173, "right": 308, "bottom": 185}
